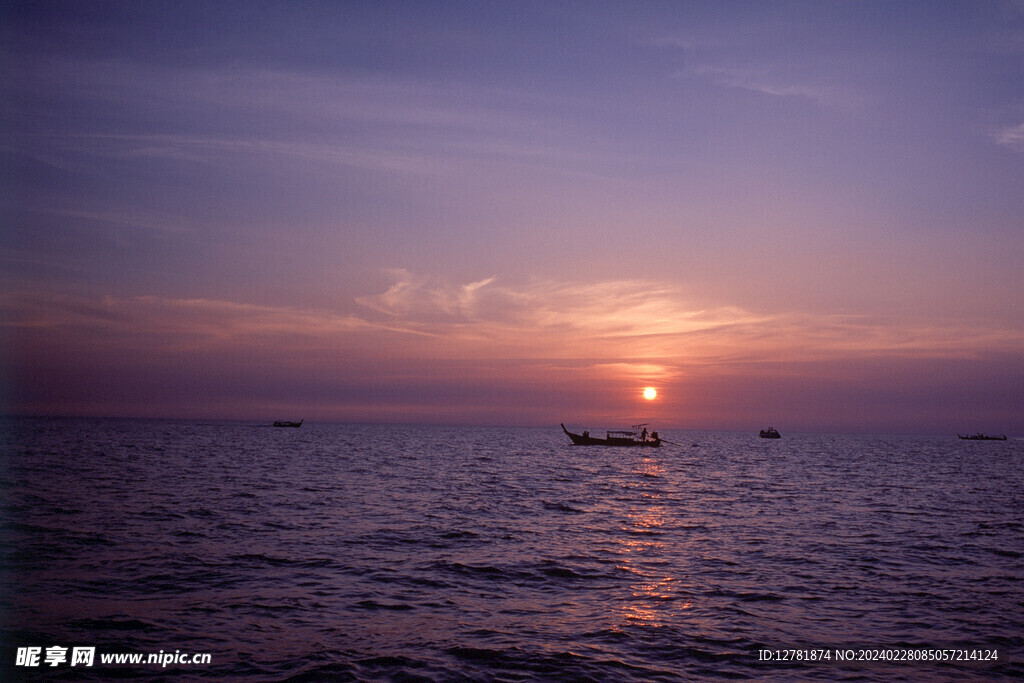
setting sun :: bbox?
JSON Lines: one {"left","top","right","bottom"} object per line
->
{"left": 643, "top": 387, "right": 657, "bottom": 401}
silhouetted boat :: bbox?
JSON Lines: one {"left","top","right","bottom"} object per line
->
{"left": 561, "top": 423, "right": 661, "bottom": 447}
{"left": 759, "top": 427, "right": 781, "bottom": 439}
{"left": 958, "top": 433, "right": 1006, "bottom": 441}
{"left": 273, "top": 420, "right": 303, "bottom": 428}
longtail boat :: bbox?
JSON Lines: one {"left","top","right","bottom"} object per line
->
{"left": 958, "top": 433, "right": 1006, "bottom": 441}
{"left": 273, "top": 420, "right": 303, "bottom": 428}
{"left": 561, "top": 423, "right": 661, "bottom": 447}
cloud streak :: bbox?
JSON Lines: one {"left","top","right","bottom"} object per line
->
{"left": 995, "top": 122, "right": 1024, "bottom": 150}
{"left": 680, "top": 64, "right": 856, "bottom": 110}
{"left": 5, "top": 57, "right": 605, "bottom": 177}
{"left": 6, "top": 272, "right": 1021, "bottom": 370}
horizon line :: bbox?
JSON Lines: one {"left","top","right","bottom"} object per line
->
{"left": 2, "top": 413, "right": 1016, "bottom": 439}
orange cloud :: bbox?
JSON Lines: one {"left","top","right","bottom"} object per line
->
{"left": 6, "top": 275, "right": 1022, "bottom": 371}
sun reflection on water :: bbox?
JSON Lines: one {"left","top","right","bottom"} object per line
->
{"left": 612, "top": 456, "right": 695, "bottom": 628}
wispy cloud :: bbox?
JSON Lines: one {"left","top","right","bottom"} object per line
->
{"left": 354, "top": 269, "right": 499, "bottom": 322}
{"left": 681, "top": 64, "right": 853, "bottom": 109}
{"left": 351, "top": 271, "right": 1024, "bottom": 370}
{"left": 5, "top": 57, "right": 603, "bottom": 177}
{"left": 32, "top": 207, "right": 192, "bottom": 236}
{"left": 7, "top": 274, "right": 1021, "bottom": 368}
{"left": 9, "top": 131, "right": 453, "bottom": 176}
{"left": 1, "top": 292, "right": 374, "bottom": 350}
{"left": 994, "top": 122, "right": 1024, "bottom": 150}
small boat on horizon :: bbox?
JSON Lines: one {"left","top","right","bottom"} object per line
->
{"left": 561, "top": 423, "right": 662, "bottom": 447}
{"left": 273, "top": 420, "right": 304, "bottom": 428}
{"left": 958, "top": 433, "right": 1006, "bottom": 441}
{"left": 759, "top": 427, "right": 781, "bottom": 439}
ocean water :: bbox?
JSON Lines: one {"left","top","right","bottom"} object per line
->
{"left": 1, "top": 418, "right": 1022, "bottom": 681}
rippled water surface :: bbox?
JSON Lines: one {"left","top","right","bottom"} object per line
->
{"left": 2, "top": 418, "right": 1022, "bottom": 680}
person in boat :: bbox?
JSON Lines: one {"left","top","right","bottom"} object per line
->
{"left": 641, "top": 427, "right": 648, "bottom": 441}
{"left": 651, "top": 431, "right": 658, "bottom": 441}
{"left": 583, "top": 430, "right": 589, "bottom": 439}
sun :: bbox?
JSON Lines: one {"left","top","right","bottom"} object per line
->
{"left": 642, "top": 387, "right": 657, "bottom": 401}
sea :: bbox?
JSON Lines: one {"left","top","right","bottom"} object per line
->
{"left": 1, "top": 418, "right": 1021, "bottom": 681}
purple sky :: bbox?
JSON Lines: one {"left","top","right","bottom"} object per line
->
{"left": 2, "top": 1, "right": 1023, "bottom": 433}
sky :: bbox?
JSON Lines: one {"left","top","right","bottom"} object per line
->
{"left": 2, "top": 0, "right": 1023, "bottom": 434}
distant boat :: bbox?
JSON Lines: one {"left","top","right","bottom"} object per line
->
{"left": 958, "top": 433, "right": 1006, "bottom": 441}
{"left": 759, "top": 427, "right": 781, "bottom": 439}
{"left": 561, "top": 423, "right": 661, "bottom": 447}
{"left": 273, "top": 420, "right": 303, "bottom": 428}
